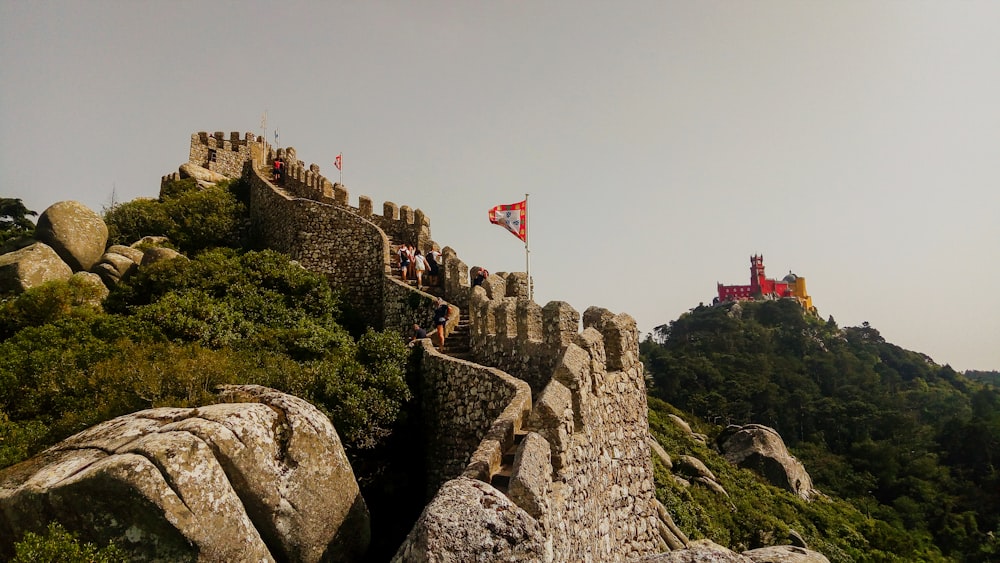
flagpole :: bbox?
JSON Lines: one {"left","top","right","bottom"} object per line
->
{"left": 525, "top": 192, "right": 532, "bottom": 301}
{"left": 260, "top": 111, "right": 267, "bottom": 164}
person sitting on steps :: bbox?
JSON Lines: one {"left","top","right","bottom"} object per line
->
{"left": 409, "top": 323, "right": 428, "bottom": 347}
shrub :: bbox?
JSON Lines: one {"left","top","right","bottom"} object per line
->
{"left": 0, "top": 277, "right": 105, "bottom": 338}
{"left": 103, "top": 198, "right": 172, "bottom": 247}
{"left": 11, "top": 522, "right": 127, "bottom": 563}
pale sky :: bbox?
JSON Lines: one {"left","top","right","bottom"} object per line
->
{"left": 2, "top": 2, "right": 998, "bottom": 371}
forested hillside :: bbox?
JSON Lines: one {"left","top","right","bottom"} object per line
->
{"left": 641, "top": 299, "right": 1000, "bottom": 562}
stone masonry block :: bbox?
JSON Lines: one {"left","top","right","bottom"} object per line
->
{"left": 509, "top": 432, "right": 552, "bottom": 520}
{"left": 528, "top": 380, "right": 573, "bottom": 472}
{"left": 517, "top": 300, "right": 543, "bottom": 342}
{"left": 553, "top": 344, "right": 591, "bottom": 430}
{"left": 542, "top": 301, "right": 579, "bottom": 349}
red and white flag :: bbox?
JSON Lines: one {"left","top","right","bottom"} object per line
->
{"left": 488, "top": 200, "right": 527, "bottom": 242}
{"left": 334, "top": 153, "right": 342, "bottom": 171}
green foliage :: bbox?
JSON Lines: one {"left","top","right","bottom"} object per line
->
{"left": 0, "top": 276, "right": 106, "bottom": 338}
{"left": 648, "top": 397, "right": 945, "bottom": 562}
{"left": 0, "top": 197, "right": 36, "bottom": 246}
{"left": 12, "top": 522, "right": 127, "bottom": 563}
{"left": 0, "top": 244, "right": 412, "bottom": 468}
{"left": 103, "top": 178, "right": 245, "bottom": 253}
{"left": 642, "top": 300, "right": 1000, "bottom": 561}
{"left": 102, "top": 197, "right": 172, "bottom": 247}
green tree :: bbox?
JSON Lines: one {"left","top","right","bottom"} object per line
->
{"left": 0, "top": 197, "right": 36, "bottom": 246}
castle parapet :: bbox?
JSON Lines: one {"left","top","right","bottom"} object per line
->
{"left": 189, "top": 131, "right": 257, "bottom": 178}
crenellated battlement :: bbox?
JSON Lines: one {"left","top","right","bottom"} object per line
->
{"left": 267, "top": 147, "right": 433, "bottom": 250}
{"left": 183, "top": 130, "right": 659, "bottom": 561}
{"left": 189, "top": 131, "right": 260, "bottom": 178}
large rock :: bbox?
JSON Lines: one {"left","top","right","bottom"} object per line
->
{"left": 141, "top": 246, "right": 185, "bottom": 266}
{"left": 392, "top": 477, "right": 547, "bottom": 562}
{"left": 742, "top": 546, "right": 831, "bottom": 563}
{"left": 179, "top": 162, "right": 229, "bottom": 184}
{"left": 0, "top": 385, "right": 369, "bottom": 562}
{"left": 34, "top": 201, "right": 108, "bottom": 271}
{"left": 717, "top": 424, "right": 816, "bottom": 500}
{"left": 640, "top": 539, "right": 753, "bottom": 562}
{"left": 641, "top": 541, "right": 830, "bottom": 563}
{"left": 0, "top": 242, "right": 72, "bottom": 293}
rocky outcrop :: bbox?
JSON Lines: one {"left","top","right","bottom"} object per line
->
{"left": 179, "top": 162, "right": 229, "bottom": 184}
{"left": 675, "top": 455, "right": 728, "bottom": 497}
{"left": 0, "top": 385, "right": 369, "bottom": 563}
{"left": 392, "top": 477, "right": 547, "bottom": 562}
{"left": 742, "top": 546, "right": 831, "bottom": 563}
{"left": 33, "top": 201, "right": 108, "bottom": 271}
{"left": 0, "top": 242, "right": 72, "bottom": 293}
{"left": 640, "top": 540, "right": 830, "bottom": 563}
{"left": 641, "top": 539, "right": 753, "bottom": 562}
{"left": 141, "top": 246, "right": 185, "bottom": 266}
{"left": 717, "top": 424, "right": 816, "bottom": 500}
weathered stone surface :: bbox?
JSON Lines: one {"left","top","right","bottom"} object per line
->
{"left": 141, "top": 246, "right": 185, "bottom": 266}
{"left": 392, "top": 477, "right": 547, "bottom": 562}
{"left": 0, "top": 242, "right": 72, "bottom": 293}
{"left": 92, "top": 262, "right": 122, "bottom": 286}
{"left": 640, "top": 539, "right": 753, "bottom": 562}
{"left": 717, "top": 424, "right": 816, "bottom": 500}
{"left": 742, "top": 545, "right": 831, "bottom": 563}
{"left": 648, "top": 435, "right": 672, "bottom": 469}
{"left": 179, "top": 162, "right": 229, "bottom": 184}
{"left": 34, "top": 201, "right": 108, "bottom": 271}
{"left": 676, "top": 455, "right": 717, "bottom": 482}
{"left": 0, "top": 385, "right": 369, "bottom": 563}
{"left": 528, "top": 380, "right": 573, "bottom": 472}
{"left": 108, "top": 244, "right": 145, "bottom": 264}
{"left": 97, "top": 251, "right": 138, "bottom": 279}
{"left": 668, "top": 414, "right": 693, "bottom": 434}
{"left": 509, "top": 432, "right": 552, "bottom": 519}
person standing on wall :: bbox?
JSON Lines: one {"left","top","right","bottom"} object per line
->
{"left": 398, "top": 244, "right": 410, "bottom": 282}
{"left": 426, "top": 247, "right": 441, "bottom": 286}
{"left": 414, "top": 249, "right": 427, "bottom": 290}
{"left": 272, "top": 158, "right": 283, "bottom": 182}
{"left": 434, "top": 298, "right": 449, "bottom": 350}
{"left": 407, "top": 244, "right": 417, "bottom": 281}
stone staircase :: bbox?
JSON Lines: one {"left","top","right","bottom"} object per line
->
{"left": 389, "top": 241, "right": 443, "bottom": 296}
{"left": 489, "top": 428, "right": 530, "bottom": 495}
{"left": 445, "top": 311, "right": 471, "bottom": 359}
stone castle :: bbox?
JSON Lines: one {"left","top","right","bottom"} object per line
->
{"left": 175, "top": 131, "right": 668, "bottom": 560}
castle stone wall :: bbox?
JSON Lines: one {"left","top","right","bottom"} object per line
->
{"left": 189, "top": 131, "right": 258, "bottom": 179}
{"left": 269, "top": 149, "right": 433, "bottom": 251}
{"left": 246, "top": 161, "right": 387, "bottom": 326}
{"left": 414, "top": 342, "right": 532, "bottom": 496}
{"left": 183, "top": 130, "right": 660, "bottom": 561}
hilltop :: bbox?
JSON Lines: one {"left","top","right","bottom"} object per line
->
{"left": 641, "top": 299, "right": 1000, "bottom": 561}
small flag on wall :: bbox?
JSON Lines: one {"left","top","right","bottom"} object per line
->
{"left": 488, "top": 200, "right": 527, "bottom": 242}
{"left": 335, "top": 154, "right": 343, "bottom": 171}
{"left": 274, "top": 129, "right": 279, "bottom": 144}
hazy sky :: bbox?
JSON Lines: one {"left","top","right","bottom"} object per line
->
{"left": 3, "top": 2, "right": 998, "bottom": 371}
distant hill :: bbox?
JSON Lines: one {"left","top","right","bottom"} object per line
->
{"left": 641, "top": 299, "right": 1000, "bottom": 562}
{"left": 966, "top": 369, "right": 1000, "bottom": 388}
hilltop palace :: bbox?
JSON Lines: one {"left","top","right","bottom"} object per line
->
{"left": 716, "top": 254, "right": 814, "bottom": 311}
